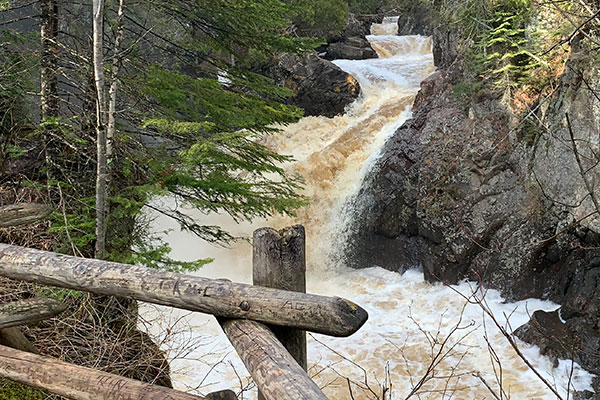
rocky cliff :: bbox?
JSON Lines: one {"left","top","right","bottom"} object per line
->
{"left": 344, "top": 9, "right": 600, "bottom": 394}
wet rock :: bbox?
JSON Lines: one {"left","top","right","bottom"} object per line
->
{"left": 345, "top": 42, "right": 600, "bottom": 379}
{"left": 319, "top": 14, "right": 381, "bottom": 61}
{"left": 514, "top": 310, "right": 574, "bottom": 364}
{"left": 432, "top": 24, "right": 460, "bottom": 68}
{"left": 321, "top": 37, "right": 377, "bottom": 61}
{"left": 263, "top": 53, "right": 361, "bottom": 117}
{"left": 575, "top": 389, "right": 599, "bottom": 400}
{"left": 344, "top": 14, "right": 383, "bottom": 38}
{"left": 397, "top": 5, "right": 434, "bottom": 36}
{"left": 515, "top": 309, "right": 600, "bottom": 396}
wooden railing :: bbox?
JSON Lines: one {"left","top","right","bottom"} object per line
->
{"left": 0, "top": 218, "right": 368, "bottom": 400}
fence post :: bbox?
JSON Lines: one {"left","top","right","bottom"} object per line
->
{"left": 253, "top": 225, "right": 308, "bottom": 400}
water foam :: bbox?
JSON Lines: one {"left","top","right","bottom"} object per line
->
{"left": 140, "top": 18, "right": 595, "bottom": 399}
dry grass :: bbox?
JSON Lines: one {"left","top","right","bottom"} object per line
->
{"left": 0, "top": 277, "right": 174, "bottom": 397}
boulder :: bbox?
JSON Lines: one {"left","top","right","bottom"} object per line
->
{"left": 344, "top": 14, "right": 383, "bottom": 38}
{"left": 321, "top": 36, "right": 378, "bottom": 61}
{"left": 264, "top": 53, "right": 361, "bottom": 117}
{"left": 514, "top": 309, "right": 600, "bottom": 396}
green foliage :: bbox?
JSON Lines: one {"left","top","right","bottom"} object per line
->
{"left": 447, "top": 0, "right": 542, "bottom": 89}
{"left": 113, "top": 240, "right": 213, "bottom": 273}
{"left": 36, "top": 286, "right": 82, "bottom": 302}
{"left": 143, "top": 127, "right": 308, "bottom": 242}
{"left": 48, "top": 194, "right": 97, "bottom": 253}
{"left": 479, "top": 1, "right": 539, "bottom": 87}
{"left": 5, "top": 144, "right": 26, "bottom": 159}
{"left": 142, "top": 0, "right": 319, "bottom": 69}
{"left": 174, "top": 131, "right": 306, "bottom": 216}
{"left": 132, "top": 63, "right": 308, "bottom": 244}
{"left": 452, "top": 78, "right": 483, "bottom": 105}
{"left": 289, "top": 0, "right": 348, "bottom": 38}
{"left": 141, "top": 66, "right": 301, "bottom": 134}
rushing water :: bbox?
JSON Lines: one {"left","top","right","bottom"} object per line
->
{"left": 141, "top": 18, "right": 595, "bottom": 400}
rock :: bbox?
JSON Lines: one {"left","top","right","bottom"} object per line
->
{"left": 514, "top": 310, "right": 575, "bottom": 365}
{"left": 344, "top": 42, "right": 600, "bottom": 379}
{"left": 322, "top": 36, "right": 378, "bottom": 61}
{"left": 345, "top": 14, "right": 383, "bottom": 38}
{"left": 397, "top": 5, "right": 434, "bottom": 36}
{"left": 432, "top": 24, "right": 460, "bottom": 68}
{"left": 515, "top": 309, "right": 600, "bottom": 396}
{"left": 264, "top": 53, "right": 361, "bottom": 117}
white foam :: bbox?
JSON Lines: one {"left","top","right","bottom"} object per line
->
{"left": 139, "top": 25, "right": 595, "bottom": 399}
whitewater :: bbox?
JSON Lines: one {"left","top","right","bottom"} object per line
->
{"left": 140, "top": 17, "right": 595, "bottom": 400}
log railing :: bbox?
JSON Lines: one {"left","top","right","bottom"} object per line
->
{"left": 0, "top": 223, "right": 368, "bottom": 400}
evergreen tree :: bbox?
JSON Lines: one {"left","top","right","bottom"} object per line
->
{"left": 0, "top": 0, "right": 336, "bottom": 268}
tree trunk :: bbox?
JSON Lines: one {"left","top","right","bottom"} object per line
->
{"left": 106, "top": 0, "right": 125, "bottom": 163}
{"left": 93, "top": 0, "right": 108, "bottom": 259}
{"left": 40, "top": 0, "right": 58, "bottom": 120}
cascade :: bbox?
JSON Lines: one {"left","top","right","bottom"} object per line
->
{"left": 141, "top": 18, "right": 594, "bottom": 399}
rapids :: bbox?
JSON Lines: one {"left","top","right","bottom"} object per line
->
{"left": 141, "top": 18, "right": 595, "bottom": 400}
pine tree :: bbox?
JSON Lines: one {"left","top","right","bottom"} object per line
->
{"left": 1, "top": 0, "right": 336, "bottom": 265}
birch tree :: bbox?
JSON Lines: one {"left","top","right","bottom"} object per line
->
{"left": 92, "top": 0, "right": 107, "bottom": 258}
{"left": 93, "top": 0, "right": 126, "bottom": 259}
{"left": 40, "top": 0, "right": 58, "bottom": 120}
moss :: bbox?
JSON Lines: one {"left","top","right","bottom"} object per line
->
{"left": 452, "top": 78, "right": 483, "bottom": 106}
{"left": 0, "top": 379, "right": 48, "bottom": 400}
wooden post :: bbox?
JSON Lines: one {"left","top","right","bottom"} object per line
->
{"left": 253, "top": 226, "right": 307, "bottom": 400}
{"left": 0, "top": 327, "right": 37, "bottom": 353}
{"left": 0, "top": 243, "right": 367, "bottom": 337}
{"left": 0, "top": 344, "right": 212, "bottom": 399}
{"left": 220, "top": 319, "right": 328, "bottom": 400}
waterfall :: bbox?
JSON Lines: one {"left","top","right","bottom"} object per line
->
{"left": 141, "top": 17, "right": 594, "bottom": 399}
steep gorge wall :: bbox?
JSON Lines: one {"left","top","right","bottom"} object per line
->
{"left": 345, "top": 6, "right": 600, "bottom": 391}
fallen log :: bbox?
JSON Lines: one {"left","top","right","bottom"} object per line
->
{"left": 0, "top": 344, "right": 208, "bottom": 400}
{"left": 0, "top": 203, "right": 52, "bottom": 228}
{"left": 0, "top": 297, "right": 67, "bottom": 329}
{"left": 0, "top": 243, "right": 368, "bottom": 337}
{"left": 220, "top": 318, "right": 328, "bottom": 400}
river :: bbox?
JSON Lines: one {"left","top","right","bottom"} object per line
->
{"left": 140, "top": 17, "right": 595, "bottom": 400}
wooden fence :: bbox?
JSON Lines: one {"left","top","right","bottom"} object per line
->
{"left": 0, "top": 209, "right": 368, "bottom": 400}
